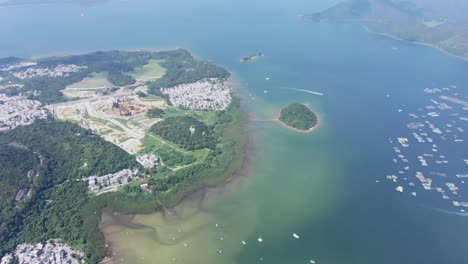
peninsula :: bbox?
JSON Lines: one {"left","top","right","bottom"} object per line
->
{"left": 0, "top": 49, "right": 246, "bottom": 263}
{"left": 279, "top": 103, "right": 318, "bottom": 132}
{"left": 304, "top": 0, "right": 468, "bottom": 60}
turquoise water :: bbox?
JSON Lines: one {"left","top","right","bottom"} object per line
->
{"left": 2, "top": 0, "right": 468, "bottom": 263}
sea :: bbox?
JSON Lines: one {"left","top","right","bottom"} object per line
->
{"left": 1, "top": 0, "right": 468, "bottom": 263}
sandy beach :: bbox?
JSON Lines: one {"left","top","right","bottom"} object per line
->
{"left": 251, "top": 111, "right": 321, "bottom": 134}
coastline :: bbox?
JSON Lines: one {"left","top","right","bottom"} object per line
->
{"left": 275, "top": 115, "right": 320, "bottom": 134}
{"left": 98, "top": 76, "right": 253, "bottom": 263}
{"left": 251, "top": 112, "right": 321, "bottom": 134}
{"left": 28, "top": 47, "right": 186, "bottom": 61}
{"left": 363, "top": 26, "right": 468, "bottom": 61}
{"left": 303, "top": 15, "right": 468, "bottom": 62}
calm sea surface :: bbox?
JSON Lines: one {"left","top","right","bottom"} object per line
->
{"left": 1, "top": 0, "right": 468, "bottom": 263}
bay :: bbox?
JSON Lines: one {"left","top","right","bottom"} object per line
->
{"left": 1, "top": 0, "right": 468, "bottom": 263}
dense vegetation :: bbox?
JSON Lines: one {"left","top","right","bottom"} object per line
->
{"left": 0, "top": 145, "right": 39, "bottom": 245}
{"left": 0, "top": 98, "right": 246, "bottom": 263}
{"left": 0, "top": 49, "right": 244, "bottom": 263}
{"left": 279, "top": 103, "right": 317, "bottom": 131}
{"left": 146, "top": 108, "right": 165, "bottom": 118}
{"left": 0, "top": 120, "right": 139, "bottom": 261}
{"left": 0, "top": 56, "right": 23, "bottom": 67}
{"left": 136, "top": 91, "right": 147, "bottom": 97}
{"left": 106, "top": 71, "right": 136, "bottom": 86}
{"left": 147, "top": 50, "right": 230, "bottom": 92}
{"left": 150, "top": 116, "right": 215, "bottom": 150}
{"left": 148, "top": 97, "right": 245, "bottom": 206}
{"left": 0, "top": 49, "right": 229, "bottom": 104}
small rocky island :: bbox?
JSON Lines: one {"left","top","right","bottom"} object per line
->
{"left": 279, "top": 103, "right": 318, "bottom": 132}
{"left": 240, "top": 52, "right": 264, "bottom": 62}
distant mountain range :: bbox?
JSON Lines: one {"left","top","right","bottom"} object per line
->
{"left": 304, "top": 0, "right": 468, "bottom": 59}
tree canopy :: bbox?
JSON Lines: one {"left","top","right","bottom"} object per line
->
{"left": 150, "top": 116, "right": 215, "bottom": 151}
{"left": 279, "top": 103, "right": 317, "bottom": 131}
{"left": 0, "top": 120, "right": 139, "bottom": 259}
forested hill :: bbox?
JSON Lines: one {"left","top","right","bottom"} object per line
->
{"left": 305, "top": 0, "right": 468, "bottom": 59}
{"left": 279, "top": 103, "right": 318, "bottom": 131}
{"left": 150, "top": 116, "right": 216, "bottom": 151}
{"left": 0, "top": 49, "right": 230, "bottom": 104}
{"left": 0, "top": 120, "right": 139, "bottom": 260}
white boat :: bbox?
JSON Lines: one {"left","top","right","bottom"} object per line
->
{"left": 257, "top": 236, "right": 263, "bottom": 242}
{"left": 292, "top": 233, "right": 300, "bottom": 239}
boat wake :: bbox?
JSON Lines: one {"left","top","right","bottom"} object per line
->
{"left": 282, "top": 87, "right": 324, "bottom": 96}
{"left": 429, "top": 207, "right": 468, "bottom": 217}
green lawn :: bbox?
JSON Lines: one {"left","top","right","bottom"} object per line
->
{"left": 68, "top": 72, "right": 112, "bottom": 89}
{"left": 138, "top": 94, "right": 165, "bottom": 102}
{"left": 128, "top": 59, "right": 166, "bottom": 80}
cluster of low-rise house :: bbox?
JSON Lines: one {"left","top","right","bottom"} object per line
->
{"left": 0, "top": 61, "right": 37, "bottom": 72}
{"left": 85, "top": 169, "right": 140, "bottom": 193}
{"left": 161, "top": 78, "right": 231, "bottom": 110}
{"left": 136, "top": 154, "right": 159, "bottom": 169}
{"left": 1, "top": 240, "right": 85, "bottom": 264}
{"left": 0, "top": 83, "right": 24, "bottom": 91}
{"left": 0, "top": 94, "right": 48, "bottom": 131}
{"left": 139, "top": 183, "right": 152, "bottom": 192}
{"left": 9, "top": 64, "right": 87, "bottom": 79}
